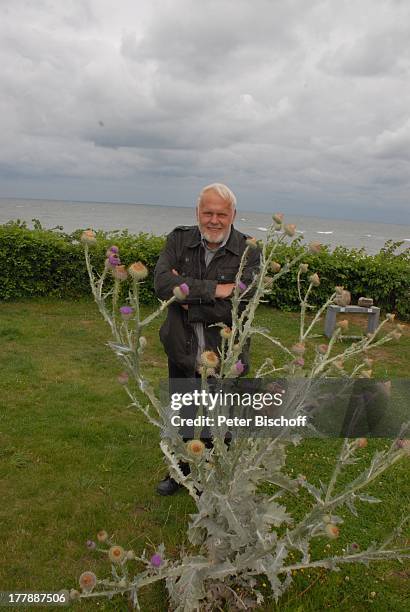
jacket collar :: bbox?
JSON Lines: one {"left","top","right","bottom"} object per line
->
{"left": 187, "top": 225, "right": 240, "bottom": 256}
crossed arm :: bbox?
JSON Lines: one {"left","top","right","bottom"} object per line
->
{"left": 154, "top": 232, "right": 261, "bottom": 325}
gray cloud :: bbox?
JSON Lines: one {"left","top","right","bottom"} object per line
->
{"left": 0, "top": 0, "right": 409, "bottom": 222}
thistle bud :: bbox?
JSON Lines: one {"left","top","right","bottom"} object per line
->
{"left": 325, "top": 523, "right": 340, "bottom": 539}
{"left": 294, "top": 357, "right": 305, "bottom": 367}
{"left": 308, "top": 241, "right": 322, "bottom": 254}
{"left": 201, "top": 351, "right": 219, "bottom": 369}
{"left": 291, "top": 343, "right": 306, "bottom": 355}
{"left": 220, "top": 326, "right": 232, "bottom": 340}
{"left": 299, "top": 263, "right": 309, "bottom": 273}
{"left": 139, "top": 336, "right": 147, "bottom": 349}
{"left": 356, "top": 438, "right": 368, "bottom": 448}
{"left": 80, "top": 230, "right": 97, "bottom": 245}
{"left": 270, "top": 261, "right": 281, "bottom": 273}
{"left": 334, "top": 359, "right": 344, "bottom": 370}
{"left": 237, "top": 281, "right": 247, "bottom": 293}
{"left": 186, "top": 439, "right": 205, "bottom": 458}
{"left": 386, "top": 313, "right": 395, "bottom": 321}
{"left": 284, "top": 223, "right": 296, "bottom": 237}
{"left": 396, "top": 439, "right": 410, "bottom": 453}
{"left": 272, "top": 213, "right": 284, "bottom": 225}
{"left": 79, "top": 571, "right": 97, "bottom": 592}
{"left": 309, "top": 273, "right": 320, "bottom": 287}
{"left": 197, "top": 365, "right": 216, "bottom": 377}
{"left": 128, "top": 262, "right": 148, "bottom": 280}
{"left": 173, "top": 283, "right": 190, "bottom": 300}
{"left": 97, "top": 529, "right": 108, "bottom": 542}
{"left": 108, "top": 545, "right": 126, "bottom": 564}
{"left": 117, "top": 372, "right": 129, "bottom": 385}
{"left": 246, "top": 237, "right": 258, "bottom": 249}
{"left": 318, "top": 344, "right": 328, "bottom": 355}
{"left": 112, "top": 265, "right": 128, "bottom": 281}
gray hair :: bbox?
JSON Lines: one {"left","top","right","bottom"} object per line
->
{"left": 197, "top": 183, "right": 237, "bottom": 210}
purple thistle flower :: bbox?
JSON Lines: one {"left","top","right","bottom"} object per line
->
{"left": 119, "top": 306, "right": 134, "bottom": 320}
{"left": 351, "top": 542, "right": 359, "bottom": 550}
{"left": 294, "top": 357, "right": 305, "bottom": 367}
{"left": 86, "top": 540, "right": 96, "bottom": 550}
{"left": 173, "top": 283, "right": 190, "bottom": 300}
{"left": 109, "top": 245, "right": 119, "bottom": 254}
{"left": 108, "top": 253, "right": 121, "bottom": 266}
{"left": 150, "top": 553, "right": 163, "bottom": 568}
{"left": 237, "top": 281, "right": 247, "bottom": 293}
{"left": 235, "top": 360, "right": 245, "bottom": 375}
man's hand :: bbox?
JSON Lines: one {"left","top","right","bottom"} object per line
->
{"left": 215, "top": 283, "right": 235, "bottom": 298}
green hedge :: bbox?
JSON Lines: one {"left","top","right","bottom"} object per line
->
{"left": 1, "top": 221, "right": 409, "bottom": 319}
{"left": 266, "top": 239, "right": 410, "bottom": 320}
{"left": 0, "top": 221, "right": 165, "bottom": 304}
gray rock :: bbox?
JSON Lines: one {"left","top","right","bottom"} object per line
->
{"left": 358, "top": 297, "right": 374, "bottom": 308}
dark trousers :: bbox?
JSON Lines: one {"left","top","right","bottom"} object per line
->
{"left": 340, "top": 381, "right": 389, "bottom": 437}
{"left": 168, "top": 359, "right": 213, "bottom": 445}
{"left": 168, "top": 360, "right": 196, "bottom": 380}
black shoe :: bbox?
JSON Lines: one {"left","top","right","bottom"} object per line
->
{"left": 156, "top": 476, "right": 182, "bottom": 496}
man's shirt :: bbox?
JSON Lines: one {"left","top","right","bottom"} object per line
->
{"left": 193, "top": 230, "right": 231, "bottom": 367}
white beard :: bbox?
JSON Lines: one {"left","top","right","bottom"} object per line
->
{"left": 200, "top": 225, "right": 231, "bottom": 245}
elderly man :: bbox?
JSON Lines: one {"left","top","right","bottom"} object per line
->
{"left": 154, "top": 183, "right": 261, "bottom": 494}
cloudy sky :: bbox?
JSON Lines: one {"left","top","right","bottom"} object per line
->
{"left": 1, "top": 0, "right": 409, "bottom": 222}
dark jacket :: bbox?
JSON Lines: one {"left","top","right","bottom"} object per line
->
{"left": 154, "top": 225, "right": 261, "bottom": 376}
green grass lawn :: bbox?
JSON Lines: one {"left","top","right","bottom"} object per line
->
{"left": 0, "top": 299, "right": 409, "bottom": 611}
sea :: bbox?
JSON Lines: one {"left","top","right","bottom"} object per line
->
{"left": 1, "top": 197, "right": 410, "bottom": 255}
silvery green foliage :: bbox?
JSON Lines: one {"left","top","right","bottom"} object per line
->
{"left": 76, "top": 224, "right": 410, "bottom": 611}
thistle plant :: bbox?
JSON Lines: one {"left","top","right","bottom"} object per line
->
{"left": 69, "top": 222, "right": 410, "bottom": 611}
